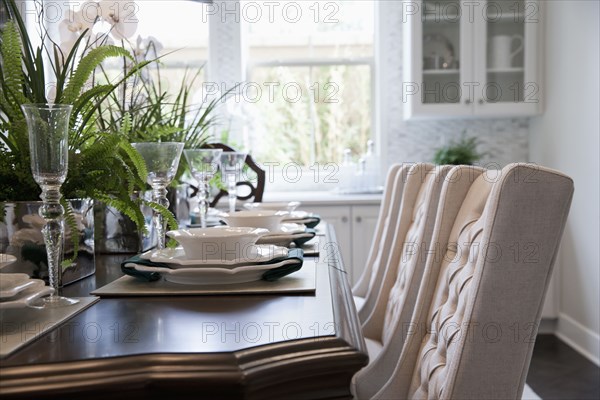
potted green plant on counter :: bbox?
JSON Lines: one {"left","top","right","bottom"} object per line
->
{"left": 0, "top": 0, "right": 168, "bottom": 283}
{"left": 433, "top": 133, "right": 484, "bottom": 165}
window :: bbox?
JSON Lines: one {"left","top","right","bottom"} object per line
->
{"left": 42, "top": 1, "right": 210, "bottom": 103}
{"left": 241, "top": 0, "right": 375, "bottom": 171}
{"left": 34, "top": 0, "right": 377, "bottom": 191}
{"left": 134, "top": 0, "right": 209, "bottom": 92}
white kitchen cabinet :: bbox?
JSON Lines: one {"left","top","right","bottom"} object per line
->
{"left": 307, "top": 205, "right": 353, "bottom": 274}
{"left": 305, "top": 204, "right": 381, "bottom": 285}
{"left": 403, "top": 0, "right": 542, "bottom": 120}
{"left": 350, "top": 206, "right": 380, "bottom": 283}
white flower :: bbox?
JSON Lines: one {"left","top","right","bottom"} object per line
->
{"left": 58, "top": 2, "right": 99, "bottom": 56}
{"left": 98, "top": 0, "right": 139, "bottom": 40}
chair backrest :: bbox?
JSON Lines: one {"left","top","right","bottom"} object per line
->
{"left": 358, "top": 163, "right": 434, "bottom": 323}
{"left": 353, "top": 163, "right": 403, "bottom": 299}
{"left": 374, "top": 163, "right": 573, "bottom": 400}
{"left": 201, "top": 143, "right": 266, "bottom": 207}
{"left": 353, "top": 165, "right": 483, "bottom": 399}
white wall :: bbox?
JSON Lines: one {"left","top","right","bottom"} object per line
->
{"left": 529, "top": 0, "right": 600, "bottom": 365}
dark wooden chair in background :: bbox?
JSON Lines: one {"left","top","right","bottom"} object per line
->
{"left": 200, "top": 143, "right": 265, "bottom": 207}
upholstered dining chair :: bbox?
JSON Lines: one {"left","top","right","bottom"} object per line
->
{"left": 200, "top": 143, "right": 266, "bottom": 207}
{"left": 353, "top": 165, "right": 484, "bottom": 399}
{"left": 357, "top": 163, "right": 435, "bottom": 323}
{"left": 353, "top": 163, "right": 403, "bottom": 310}
{"left": 359, "top": 163, "right": 573, "bottom": 400}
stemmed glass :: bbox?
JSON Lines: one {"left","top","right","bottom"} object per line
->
{"left": 132, "top": 142, "right": 184, "bottom": 249}
{"left": 22, "top": 103, "right": 79, "bottom": 307}
{"left": 184, "top": 149, "right": 222, "bottom": 228}
{"left": 220, "top": 152, "right": 247, "bottom": 213}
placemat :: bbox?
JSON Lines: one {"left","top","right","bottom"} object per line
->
{"left": 92, "top": 261, "right": 317, "bottom": 297}
{"left": 0, "top": 297, "right": 99, "bottom": 358}
{"left": 296, "top": 236, "right": 320, "bottom": 257}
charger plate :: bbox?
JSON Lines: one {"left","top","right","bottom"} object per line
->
{"left": 128, "top": 258, "right": 299, "bottom": 285}
{"left": 92, "top": 260, "right": 316, "bottom": 297}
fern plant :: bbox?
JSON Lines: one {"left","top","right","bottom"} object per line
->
{"left": 96, "top": 44, "right": 238, "bottom": 183}
{"left": 0, "top": 0, "right": 176, "bottom": 241}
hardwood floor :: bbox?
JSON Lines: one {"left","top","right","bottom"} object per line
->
{"left": 527, "top": 335, "right": 600, "bottom": 400}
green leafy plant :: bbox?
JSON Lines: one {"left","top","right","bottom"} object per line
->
{"left": 433, "top": 133, "right": 483, "bottom": 165}
{"left": 99, "top": 67, "right": 218, "bottom": 147}
{"left": 96, "top": 38, "right": 239, "bottom": 193}
{"left": 0, "top": 0, "right": 175, "bottom": 247}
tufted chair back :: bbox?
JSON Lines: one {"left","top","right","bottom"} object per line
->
{"left": 371, "top": 163, "right": 574, "bottom": 400}
{"left": 355, "top": 164, "right": 420, "bottom": 316}
{"left": 353, "top": 163, "right": 403, "bottom": 308}
{"left": 353, "top": 165, "right": 483, "bottom": 399}
{"left": 358, "top": 163, "right": 434, "bottom": 324}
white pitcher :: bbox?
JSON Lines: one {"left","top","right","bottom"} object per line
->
{"left": 489, "top": 34, "right": 524, "bottom": 69}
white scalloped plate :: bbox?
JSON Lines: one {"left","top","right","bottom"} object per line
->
{"left": 0, "top": 280, "right": 54, "bottom": 309}
{"left": 140, "top": 245, "right": 289, "bottom": 268}
{"left": 127, "top": 258, "right": 298, "bottom": 285}
{"left": 0, "top": 274, "right": 38, "bottom": 299}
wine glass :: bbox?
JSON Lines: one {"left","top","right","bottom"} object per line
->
{"left": 132, "top": 142, "right": 184, "bottom": 249}
{"left": 220, "top": 152, "right": 247, "bottom": 213}
{"left": 22, "top": 103, "right": 78, "bottom": 308}
{"left": 184, "top": 149, "right": 222, "bottom": 228}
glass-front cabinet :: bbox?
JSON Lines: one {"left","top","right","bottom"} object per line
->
{"left": 403, "top": 0, "right": 542, "bottom": 120}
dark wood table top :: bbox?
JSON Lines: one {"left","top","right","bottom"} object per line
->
{"left": 0, "top": 224, "right": 367, "bottom": 399}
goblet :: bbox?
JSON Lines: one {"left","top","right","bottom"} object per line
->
{"left": 184, "top": 149, "right": 222, "bottom": 228}
{"left": 22, "top": 103, "right": 78, "bottom": 307}
{"left": 220, "top": 152, "right": 247, "bottom": 213}
{"left": 132, "top": 142, "right": 184, "bottom": 249}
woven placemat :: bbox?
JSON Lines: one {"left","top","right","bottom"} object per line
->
{"left": 0, "top": 297, "right": 99, "bottom": 358}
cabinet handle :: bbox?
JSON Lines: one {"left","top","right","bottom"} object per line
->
{"left": 478, "top": 99, "right": 485, "bottom": 105}
{"left": 341, "top": 216, "right": 348, "bottom": 223}
{"left": 356, "top": 216, "right": 362, "bottom": 223}
{"left": 465, "top": 99, "right": 472, "bottom": 105}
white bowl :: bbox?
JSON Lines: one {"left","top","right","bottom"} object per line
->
{"left": 166, "top": 227, "right": 268, "bottom": 261}
{"left": 243, "top": 202, "right": 301, "bottom": 213}
{"left": 220, "top": 210, "right": 289, "bottom": 232}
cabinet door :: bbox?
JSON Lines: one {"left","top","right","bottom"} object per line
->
{"left": 303, "top": 206, "right": 352, "bottom": 276}
{"left": 350, "top": 205, "right": 381, "bottom": 286}
{"left": 403, "top": 0, "right": 474, "bottom": 119}
{"left": 473, "top": 0, "right": 541, "bottom": 116}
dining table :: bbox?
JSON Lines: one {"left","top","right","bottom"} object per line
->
{"left": 0, "top": 223, "right": 368, "bottom": 399}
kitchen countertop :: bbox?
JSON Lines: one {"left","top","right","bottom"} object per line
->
{"left": 262, "top": 191, "right": 382, "bottom": 206}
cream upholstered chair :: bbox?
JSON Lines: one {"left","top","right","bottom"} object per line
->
{"left": 366, "top": 163, "right": 574, "bottom": 400}
{"left": 353, "top": 165, "right": 483, "bottom": 399}
{"left": 357, "top": 163, "right": 436, "bottom": 323}
{"left": 353, "top": 163, "right": 403, "bottom": 310}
